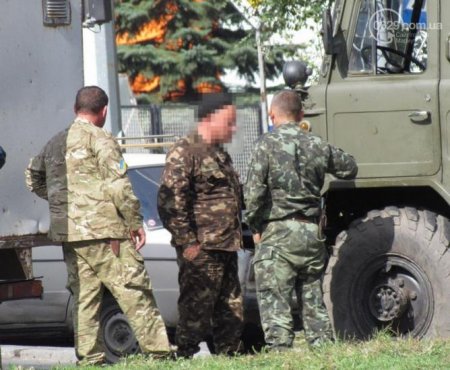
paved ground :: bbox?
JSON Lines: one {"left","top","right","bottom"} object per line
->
{"left": 2, "top": 345, "right": 76, "bottom": 369}
{"left": 1, "top": 343, "right": 210, "bottom": 369}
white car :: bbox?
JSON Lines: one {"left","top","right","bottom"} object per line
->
{"left": 0, "top": 153, "right": 263, "bottom": 363}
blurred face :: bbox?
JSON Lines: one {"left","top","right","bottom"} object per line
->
{"left": 208, "top": 105, "right": 237, "bottom": 144}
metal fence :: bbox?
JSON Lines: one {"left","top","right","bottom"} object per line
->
{"left": 120, "top": 104, "right": 262, "bottom": 182}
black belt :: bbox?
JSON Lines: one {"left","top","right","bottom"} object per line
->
{"left": 271, "top": 214, "right": 318, "bottom": 224}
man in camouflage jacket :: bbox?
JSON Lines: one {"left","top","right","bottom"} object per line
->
{"left": 244, "top": 90, "right": 358, "bottom": 350}
{"left": 158, "top": 93, "right": 243, "bottom": 358}
{"left": 25, "top": 86, "right": 170, "bottom": 365}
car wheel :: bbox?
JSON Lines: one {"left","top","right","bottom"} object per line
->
{"left": 100, "top": 296, "right": 140, "bottom": 363}
{"left": 324, "top": 207, "right": 450, "bottom": 339}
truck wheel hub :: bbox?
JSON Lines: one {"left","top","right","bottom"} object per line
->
{"left": 369, "top": 281, "right": 408, "bottom": 322}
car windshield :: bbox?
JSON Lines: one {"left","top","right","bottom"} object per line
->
{"left": 128, "top": 165, "right": 164, "bottom": 230}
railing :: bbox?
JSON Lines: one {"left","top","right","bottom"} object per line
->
{"left": 120, "top": 104, "right": 262, "bottom": 183}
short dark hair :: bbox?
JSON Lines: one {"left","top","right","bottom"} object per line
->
{"left": 271, "top": 90, "right": 302, "bottom": 117}
{"left": 197, "top": 92, "right": 233, "bottom": 120}
{"left": 74, "top": 86, "right": 109, "bottom": 114}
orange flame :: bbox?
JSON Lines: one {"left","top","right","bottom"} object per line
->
{"left": 116, "top": 3, "right": 177, "bottom": 45}
{"left": 131, "top": 74, "right": 160, "bottom": 93}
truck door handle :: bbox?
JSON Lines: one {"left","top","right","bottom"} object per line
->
{"left": 408, "top": 111, "right": 430, "bottom": 123}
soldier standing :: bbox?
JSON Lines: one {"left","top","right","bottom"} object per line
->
{"left": 157, "top": 93, "right": 243, "bottom": 358}
{"left": 244, "top": 90, "right": 357, "bottom": 350}
{"left": 25, "top": 86, "right": 170, "bottom": 365}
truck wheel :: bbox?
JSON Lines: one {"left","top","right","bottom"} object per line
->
{"left": 100, "top": 297, "right": 140, "bottom": 363}
{"left": 324, "top": 207, "right": 450, "bottom": 339}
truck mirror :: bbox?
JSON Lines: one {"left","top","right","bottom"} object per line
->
{"left": 282, "top": 61, "right": 312, "bottom": 89}
{"left": 321, "top": 9, "right": 333, "bottom": 55}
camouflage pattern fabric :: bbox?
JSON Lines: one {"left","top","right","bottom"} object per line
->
{"left": 244, "top": 122, "right": 357, "bottom": 348}
{"left": 26, "top": 117, "right": 169, "bottom": 364}
{"left": 63, "top": 239, "right": 170, "bottom": 365}
{"left": 157, "top": 133, "right": 243, "bottom": 357}
{"left": 25, "top": 118, "right": 142, "bottom": 241}
{"left": 175, "top": 248, "right": 243, "bottom": 357}
{"left": 157, "top": 133, "right": 242, "bottom": 252}
{"left": 253, "top": 220, "right": 333, "bottom": 347}
{"left": 244, "top": 122, "right": 358, "bottom": 234}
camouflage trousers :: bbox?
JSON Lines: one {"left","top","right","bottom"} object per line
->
{"left": 175, "top": 248, "right": 243, "bottom": 357}
{"left": 63, "top": 239, "right": 170, "bottom": 365}
{"left": 253, "top": 219, "right": 333, "bottom": 348}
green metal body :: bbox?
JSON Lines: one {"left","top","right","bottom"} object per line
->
{"left": 303, "top": 0, "right": 450, "bottom": 232}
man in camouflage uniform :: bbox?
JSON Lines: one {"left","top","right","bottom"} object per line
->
{"left": 244, "top": 90, "right": 357, "bottom": 350}
{"left": 25, "top": 86, "right": 170, "bottom": 365}
{"left": 158, "top": 93, "right": 243, "bottom": 358}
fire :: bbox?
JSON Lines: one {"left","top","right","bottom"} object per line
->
{"left": 116, "top": 20, "right": 167, "bottom": 45}
{"left": 116, "top": 3, "right": 176, "bottom": 46}
{"left": 117, "top": 1, "right": 222, "bottom": 99}
{"left": 131, "top": 75, "right": 160, "bottom": 94}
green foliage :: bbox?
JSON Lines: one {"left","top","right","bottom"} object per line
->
{"left": 249, "top": 0, "right": 328, "bottom": 31}
{"left": 115, "top": 0, "right": 285, "bottom": 101}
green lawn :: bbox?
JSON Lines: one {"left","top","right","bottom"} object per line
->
{"left": 45, "top": 333, "right": 450, "bottom": 370}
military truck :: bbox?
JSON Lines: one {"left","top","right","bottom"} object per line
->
{"left": 0, "top": 0, "right": 120, "bottom": 348}
{"left": 283, "top": 0, "right": 450, "bottom": 339}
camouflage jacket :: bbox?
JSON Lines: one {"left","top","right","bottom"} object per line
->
{"left": 157, "top": 133, "right": 242, "bottom": 252}
{"left": 25, "top": 118, "right": 142, "bottom": 242}
{"left": 244, "top": 122, "right": 358, "bottom": 234}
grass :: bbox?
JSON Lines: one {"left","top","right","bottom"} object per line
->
{"left": 15, "top": 332, "right": 450, "bottom": 370}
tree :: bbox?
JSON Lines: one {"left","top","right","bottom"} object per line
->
{"left": 115, "top": 0, "right": 286, "bottom": 102}
{"left": 247, "top": 0, "right": 328, "bottom": 31}
{"left": 239, "top": 0, "right": 329, "bottom": 83}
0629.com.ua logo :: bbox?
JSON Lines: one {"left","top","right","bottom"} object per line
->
{"left": 368, "top": 8, "right": 438, "bottom": 44}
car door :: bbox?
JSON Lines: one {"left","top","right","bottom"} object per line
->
{"left": 326, "top": 0, "right": 440, "bottom": 179}
{"left": 127, "top": 163, "right": 179, "bottom": 328}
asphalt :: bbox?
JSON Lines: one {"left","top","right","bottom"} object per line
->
{"left": 2, "top": 345, "right": 77, "bottom": 369}
{"left": 1, "top": 343, "right": 210, "bottom": 369}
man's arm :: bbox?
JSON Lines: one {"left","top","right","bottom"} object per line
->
{"left": 25, "top": 151, "right": 48, "bottom": 200}
{"left": 94, "top": 133, "right": 143, "bottom": 234}
{"left": 327, "top": 144, "right": 358, "bottom": 180}
{"left": 243, "top": 141, "right": 269, "bottom": 235}
{"left": 157, "top": 143, "right": 198, "bottom": 249}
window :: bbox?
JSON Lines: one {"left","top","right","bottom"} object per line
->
{"left": 349, "top": 0, "right": 427, "bottom": 75}
{"left": 128, "top": 166, "right": 164, "bottom": 230}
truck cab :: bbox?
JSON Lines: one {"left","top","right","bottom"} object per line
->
{"left": 286, "top": 0, "right": 450, "bottom": 340}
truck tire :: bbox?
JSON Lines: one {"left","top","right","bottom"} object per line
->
{"left": 100, "top": 297, "right": 140, "bottom": 363}
{"left": 324, "top": 207, "right": 450, "bottom": 339}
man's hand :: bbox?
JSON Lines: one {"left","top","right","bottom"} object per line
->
{"left": 130, "top": 227, "right": 146, "bottom": 251}
{"left": 252, "top": 233, "right": 261, "bottom": 244}
{"left": 183, "top": 243, "right": 201, "bottom": 261}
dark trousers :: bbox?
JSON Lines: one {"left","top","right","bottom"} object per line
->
{"left": 175, "top": 248, "right": 243, "bottom": 356}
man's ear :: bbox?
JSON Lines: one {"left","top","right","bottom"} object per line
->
{"left": 102, "top": 105, "right": 108, "bottom": 119}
